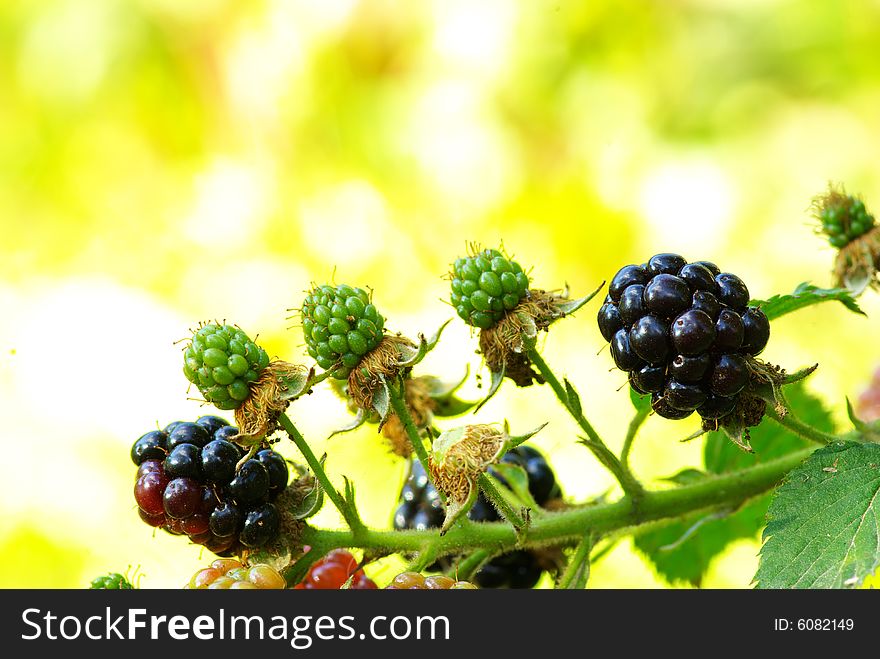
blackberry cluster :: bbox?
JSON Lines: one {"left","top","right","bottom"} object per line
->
{"left": 131, "top": 415, "right": 288, "bottom": 555}
{"left": 183, "top": 324, "right": 270, "bottom": 410}
{"left": 597, "top": 254, "right": 771, "bottom": 421}
{"left": 293, "top": 549, "right": 377, "bottom": 589}
{"left": 187, "top": 558, "right": 286, "bottom": 590}
{"left": 817, "top": 194, "right": 875, "bottom": 248}
{"left": 385, "top": 572, "right": 477, "bottom": 589}
{"left": 450, "top": 248, "right": 530, "bottom": 330}
{"left": 301, "top": 284, "right": 385, "bottom": 379}
{"left": 394, "top": 446, "right": 560, "bottom": 588}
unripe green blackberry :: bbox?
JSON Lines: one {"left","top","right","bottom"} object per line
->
{"left": 182, "top": 323, "right": 270, "bottom": 410}
{"left": 815, "top": 188, "right": 876, "bottom": 248}
{"left": 450, "top": 247, "right": 530, "bottom": 330}
{"left": 90, "top": 573, "right": 134, "bottom": 589}
{"left": 301, "top": 284, "right": 385, "bottom": 379}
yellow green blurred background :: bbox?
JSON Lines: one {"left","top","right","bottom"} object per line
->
{"left": 3, "top": 0, "right": 880, "bottom": 588}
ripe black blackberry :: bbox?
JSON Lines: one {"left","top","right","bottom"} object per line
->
{"left": 598, "top": 254, "right": 770, "bottom": 421}
{"left": 393, "top": 446, "right": 561, "bottom": 588}
{"left": 131, "top": 415, "right": 288, "bottom": 555}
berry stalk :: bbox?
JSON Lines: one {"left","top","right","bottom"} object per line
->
{"left": 386, "top": 377, "right": 435, "bottom": 488}
{"left": 525, "top": 345, "right": 645, "bottom": 498}
{"left": 620, "top": 403, "right": 650, "bottom": 474}
{"left": 762, "top": 403, "right": 838, "bottom": 446}
{"left": 299, "top": 446, "right": 815, "bottom": 562}
{"left": 277, "top": 412, "right": 364, "bottom": 532}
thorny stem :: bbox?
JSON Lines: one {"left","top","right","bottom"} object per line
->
{"left": 526, "top": 347, "right": 646, "bottom": 499}
{"left": 386, "top": 377, "right": 434, "bottom": 484}
{"left": 278, "top": 412, "right": 364, "bottom": 532}
{"left": 300, "top": 446, "right": 815, "bottom": 564}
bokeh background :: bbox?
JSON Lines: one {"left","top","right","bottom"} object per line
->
{"left": 3, "top": 0, "right": 880, "bottom": 588}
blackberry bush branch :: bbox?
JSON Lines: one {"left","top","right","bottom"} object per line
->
{"left": 299, "top": 446, "right": 815, "bottom": 562}
{"left": 526, "top": 345, "right": 645, "bottom": 498}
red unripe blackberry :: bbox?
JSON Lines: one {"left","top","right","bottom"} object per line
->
{"left": 131, "top": 417, "right": 286, "bottom": 554}
{"left": 293, "top": 549, "right": 378, "bottom": 589}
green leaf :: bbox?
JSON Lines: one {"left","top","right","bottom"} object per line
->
{"left": 371, "top": 378, "right": 390, "bottom": 424}
{"left": 635, "top": 499, "right": 770, "bottom": 587}
{"left": 506, "top": 421, "right": 549, "bottom": 449}
{"left": 328, "top": 407, "right": 366, "bottom": 438}
{"left": 426, "top": 319, "right": 451, "bottom": 351}
{"left": 752, "top": 282, "right": 865, "bottom": 321}
{"left": 440, "top": 484, "right": 476, "bottom": 536}
{"left": 277, "top": 366, "right": 312, "bottom": 401}
{"left": 425, "top": 370, "right": 478, "bottom": 417}
{"left": 433, "top": 394, "right": 479, "bottom": 417}
{"left": 564, "top": 378, "right": 582, "bottom": 417}
{"left": 490, "top": 462, "right": 542, "bottom": 512}
{"left": 637, "top": 383, "right": 834, "bottom": 586}
{"left": 554, "top": 281, "right": 604, "bottom": 316}
{"left": 474, "top": 365, "right": 505, "bottom": 413}
{"left": 291, "top": 459, "right": 325, "bottom": 520}
{"left": 397, "top": 336, "right": 427, "bottom": 367}
{"left": 756, "top": 441, "right": 880, "bottom": 589}
{"left": 845, "top": 397, "right": 870, "bottom": 432}
{"left": 629, "top": 386, "right": 651, "bottom": 414}
{"left": 661, "top": 468, "right": 707, "bottom": 486}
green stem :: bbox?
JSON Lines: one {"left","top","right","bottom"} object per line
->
{"left": 386, "top": 377, "right": 434, "bottom": 482}
{"left": 621, "top": 405, "right": 650, "bottom": 474}
{"left": 300, "top": 446, "right": 814, "bottom": 559}
{"left": 527, "top": 347, "right": 645, "bottom": 498}
{"left": 278, "top": 412, "right": 364, "bottom": 531}
{"left": 765, "top": 405, "right": 837, "bottom": 445}
{"left": 557, "top": 532, "right": 592, "bottom": 589}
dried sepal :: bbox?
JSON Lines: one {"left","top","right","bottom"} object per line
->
{"left": 478, "top": 283, "right": 603, "bottom": 391}
{"left": 347, "top": 335, "right": 417, "bottom": 411}
{"left": 430, "top": 425, "right": 506, "bottom": 533}
{"left": 702, "top": 356, "right": 817, "bottom": 452}
{"left": 233, "top": 361, "right": 310, "bottom": 445}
